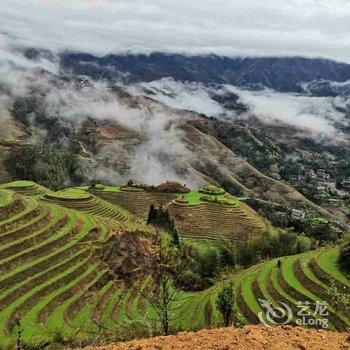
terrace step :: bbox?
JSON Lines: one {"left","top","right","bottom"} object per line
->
{"left": 42, "top": 192, "right": 132, "bottom": 223}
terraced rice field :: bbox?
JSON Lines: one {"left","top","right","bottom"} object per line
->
{"left": 0, "top": 191, "right": 106, "bottom": 348}
{"left": 0, "top": 187, "right": 154, "bottom": 348}
{"left": 0, "top": 181, "right": 48, "bottom": 198}
{"left": 91, "top": 187, "right": 265, "bottom": 242}
{"left": 168, "top": 200, "right": 265, "bottom": 242}
{"left": 90, "top": 187, "right": 177, "bottom": 217}
{"left": 0, "top": 185, "right": 222, "bottom": 348}
{"left": 109, "top": 246, "right": 350, "bottom": 333}
{"left": 232, "top": 247, "right": 350, "bottom": 331}
{"left": 0, "top": 181, "right": 348, "bottom": 348}
{"left": 42, "top": 188, "right": 133, "bottom": 223}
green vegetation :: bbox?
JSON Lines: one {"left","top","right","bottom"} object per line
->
{"left": 93, "top": 185, "right": 122, "bottom": 193}
{"left": 248, "top": 198, "right": 346, "bottom": 244}
{"left": 0, "top": 180, "right": 348, "bottom": 349}
{"left": 216, "top": 283, "right": 236, "bottom": 326}
{"left": 339, "top": 242, "right": 350, "bottom": 273}
{"left": 8, "top": 145, "right": 89, "bottom": 191}
{"left": 200, "top": 185, "right": 226, "bottom": 195}
{"left": 0, "top": 181, "right": 48, "bottom": 197}
{"left": 147, "top": 205, "right": 180, "bottom": 247}
{"left": 0, "top": 190, "right": 13, "bottom": 206}
{"left": 177, "top": 189, "right": 239, "bottom": 206}
{"left": 46, "top": 188, "right": 91, "bottom": 200}
{"left": 181, "top": 190, "right": 203, "bottom": 205}
{"left": 0, "top": 180, "right": 36, "bottom": 188}
{"left": 315, "top": 248, "right": 350, "bottom": 287}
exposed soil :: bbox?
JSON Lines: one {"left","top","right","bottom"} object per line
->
{"left": 88, "top": 325, "right": 350, "bottom": 350}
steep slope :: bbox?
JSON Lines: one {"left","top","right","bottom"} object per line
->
{"left": 0, "top": 185, "right": 348, "bottom": 350}
{"left": 168, "top": 197, "right": 265, "bottom": 242}
{"left": 0, "top": 187, "right": 159, "bottom": 348}
{"left": 0, "top": 110, "right": 334, "bottom": 219}
{"left": 179, "top": 123, "right": 332, "bottom": 217}
{"left": 90, "top": 185, "right": 267, "bottom": 242}
{"left": 0, "top": 70, "right": 337, "bottom": 220}
{"left": 0, "top": 109, "right": 27, "bottom": 184}
{"left": 0, "top": 145, "right": 11, "bottom": 184}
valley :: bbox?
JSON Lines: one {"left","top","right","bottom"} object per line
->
{"left": 0, "top": 8, "right": 350, "bottom": 348}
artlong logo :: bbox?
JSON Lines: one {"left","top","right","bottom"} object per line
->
{"left": 257, "top": 299, "right": 329, "bottom": 328}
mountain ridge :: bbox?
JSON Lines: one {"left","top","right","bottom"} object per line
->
{"left": 58, "top": 52, "right": 350, "bottom": 96}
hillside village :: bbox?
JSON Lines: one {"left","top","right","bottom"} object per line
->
{"left": 288, "top": 165, "right": 350, "bottom": 229}
{"left": 292, "top": 167, "right": 350, "bottom": 203}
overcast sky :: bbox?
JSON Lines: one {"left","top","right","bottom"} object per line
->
{"left": 1, "top": 0, "right": 350, "bottom": 62}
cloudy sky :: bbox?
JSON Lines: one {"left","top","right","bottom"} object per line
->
{"left": 0, "top": 0, "right": 350, "bottom": 62}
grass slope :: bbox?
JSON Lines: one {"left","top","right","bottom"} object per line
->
{"left": 0, "top": 182, "right": 348, "bottom": 349}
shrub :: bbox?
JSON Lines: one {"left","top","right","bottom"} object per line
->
{"left": 150, "top": 181, "right": 190, "bottom": 193}
{"left": 176, "top": 270, "right": 202, "bottom": 291}
{"left": 304, "top": 218, "right": 344, "bottom": 243}
{"left": 339, "top": 243, "right": 350, "bottom": 273}
{"left": 200, "top": 195, "right": 236, "bottom": 206}
{"left": 199, "top": 185, "right": 225, "bottom": 196}
{"left": 296, "top": 235, "right": 314, "bottom": 253}
{"left": 9, "top": 145, "right": 82, "bottom": 190}
{"left": 147, "top": 205, "right": 180, "bottom": 247}
{"left": 327, "top": 280, "right": 350, "bottom": 311}
{"left": 196, "top": 246, "right": 220, "bottom": 279}
{"left": 216, "top": 283, "right": 236, "bottom": 327}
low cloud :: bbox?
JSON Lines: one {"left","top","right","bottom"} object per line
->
{"left": 0, "top": 0, "right": 350, "bottom": 62}
{"left": 128, "top": 78, "right": 349, "bottom": 136}
{"left": 0, "top": 63, "right": 199, "bottom": 186}
{"left": 226, "top": 86, "right": 346, "bottom": 134}
{"left": 128, "top": 78, "right": 225, "bottom": 116}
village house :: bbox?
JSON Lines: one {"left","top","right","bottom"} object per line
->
{"left": 327, "top": 198, "right": 341, "bottom": 207}
{"left": 325, "top": 181, "right": 337, "bottom": 190}
{"left": 290, "top": 208, "right": 305, "bottom": 220}
{"left": 330, "top": 189, "right": 350, "bottom": 199}
{"left": 316, "top": 169, "right": 331, "bottom": 180}
{"left": 316, "top": 185, "right": 326, "bottom": 192}
{"left": 307, "top": 169, "right": 317, "bottom": 179}
{"left": 341, "top": 179, "right": 350, "bottom": 192}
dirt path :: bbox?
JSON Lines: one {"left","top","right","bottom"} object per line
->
{"left": 87, "top": 325, "right": 350, "bottom": 350}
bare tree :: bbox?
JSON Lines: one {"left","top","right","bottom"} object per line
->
{"left": 142, "top": 237, "right": 185, "bottom": 336}
{"left": 146, "top": 272, "right": 178, "bottom": 335}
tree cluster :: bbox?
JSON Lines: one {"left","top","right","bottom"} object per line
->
{"left": 147, "top": 205, "right": 180, "bottom": 247}
{"left": 218, "top": 229, "right": 316, "bottom": 270}
{"left": 339, "top": 242, "right": 350, "bottom": 273}
{"left": 8, "top": 145, "right": 83, "bottom": 190}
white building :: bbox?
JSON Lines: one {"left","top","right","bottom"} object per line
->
{"left": 290, "top": 209, "right": 305, "bottom": 220}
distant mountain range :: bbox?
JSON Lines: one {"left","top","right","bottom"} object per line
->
{"left": 56, "top": 52, "right": 350, "bottom": 96}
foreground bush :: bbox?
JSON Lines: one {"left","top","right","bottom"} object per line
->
{"left": 339, "top": 243, "right": 350, "bottom": 273}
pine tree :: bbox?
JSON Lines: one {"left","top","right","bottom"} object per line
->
{"left": 147, "top": 204, "right": 157, "bottom": 224}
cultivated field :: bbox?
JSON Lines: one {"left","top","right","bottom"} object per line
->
{"left": 0, "top": 181, "right": 348, "bottom": 349}
{"left": 91, "top": 185, "right": 266, "bottom": 242}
